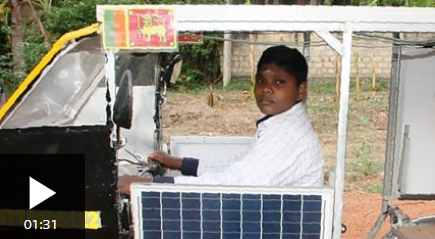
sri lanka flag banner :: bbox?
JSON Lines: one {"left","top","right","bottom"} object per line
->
{"left": 102, "top": 7, "right": 178, "bottom": 51}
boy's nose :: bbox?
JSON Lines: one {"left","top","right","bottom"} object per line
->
{"left": 263, "top": 84, "right": 273, "bottom": 94}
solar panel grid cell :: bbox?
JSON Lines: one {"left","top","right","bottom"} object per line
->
{"left": 140, "top": 191, "right": 323, "bottom": 239}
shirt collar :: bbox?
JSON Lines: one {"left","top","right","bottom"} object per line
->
{"left": 256, "top": 102, "right": 306, "bottom": 128}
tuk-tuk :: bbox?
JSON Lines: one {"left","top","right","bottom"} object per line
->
{"left": 1, "top": 4, "right": 435, "bottom": 239}
{"left": 0, "top": 20, "right": 181, "bottom": 238}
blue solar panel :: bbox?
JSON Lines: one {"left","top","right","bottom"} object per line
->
{"left": 137, "top": 188, "right": 326, "bottom": 239}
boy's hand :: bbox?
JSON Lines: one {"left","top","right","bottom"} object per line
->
{"left": 117, "top": 175, "right": 152, "bottom": 195}
{"left": 147, "top": 151, "right": 182, "bottom": 170}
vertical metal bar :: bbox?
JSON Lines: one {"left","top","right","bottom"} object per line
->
{"left": 106, "top": 50, "right": 116, "bottom": 104}
{"left": 154, "top": 54, "right": 164, "bottom": 151}
{"left": 332, "top": 28, "right": 353, "bottom": 239}
{"left": 106, "top": 50, "right": 116, "bottom": 141}
{"left": 366, "top": 45, "right": 402, "bottom": 239}
{"left": 222, "top": 0, "right": 232, "bottom": 88}
{"left": 384, "top": 45, "right": 401, "bottom": 198}
{"left": 223, "top": 33, "right": 232, "bottom": 88}
{"left": 303, "top": 32, "right": 311, "bottom": 62}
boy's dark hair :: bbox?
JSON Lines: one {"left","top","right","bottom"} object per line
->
{"left": 257, "top": 45, "right": 308, "bottom": 85}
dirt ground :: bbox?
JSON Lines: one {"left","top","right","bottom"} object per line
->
{"left": 161, "top": 85, "right": 435, "bottom": 239}
{"left": 342, "top": 190, "right": 435, "bottom": 239}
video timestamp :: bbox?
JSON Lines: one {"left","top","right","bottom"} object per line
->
{"left": 23, "top": 220, "right": 56, "bottom": 229}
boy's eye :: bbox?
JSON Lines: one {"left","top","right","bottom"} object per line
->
{"left": 275, "top": 79, "right": 286, "bottom": 85}
{"left": 256, "top": 77, "right": 265, "bottom": 84}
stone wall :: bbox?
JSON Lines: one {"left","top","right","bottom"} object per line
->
{"left": 227, "top": 32, "right": 434, "bottom": 80}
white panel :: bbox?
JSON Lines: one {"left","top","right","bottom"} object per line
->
{"left": 170, "top": 135, "right": 253, "bottom": 160}
{"left": 96, "top": 5, "right": 435, "bottom": 33}
{"left": 117, "top": 86, "right": 156, "bottom": 175}
{"left": 393, "top": 47, "right": 435, "bottom": 197}
{"left": 166, "top": 136, "right": 253, "bottom": 177}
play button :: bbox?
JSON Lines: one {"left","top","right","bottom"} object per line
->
{"left": 29, "top": 176, "right": 56, "bottom": 210}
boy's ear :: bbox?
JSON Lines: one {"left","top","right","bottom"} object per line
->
{"left": 297, "top": 81, "right": 308, "bottom": 101}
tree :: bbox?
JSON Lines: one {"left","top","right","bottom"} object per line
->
{"left": 10, "top": 0, "right": 25, "bottom": 77}
{"left": 0, "top": 1, "right": 10, "bottom": 57}
{"left": 0, "top": 0, "right": 53, "bottom": 95}
{"left": 25, "top": 0, "right": 51, "bottom": 43}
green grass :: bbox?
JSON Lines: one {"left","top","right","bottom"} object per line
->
{"left": 309, "top": 78, "right": 390, "bottom": 94}
{"left": 362, "top": 183, "right": 383, "bottom": 194}
{"left": 222, "top": 78, "right": 253, "bottom": 91}
{"left": 309, "top": 80, "right": 337, "bottom": 94}
{"left": 170, "top": 77, "right": 390, "bottom": 95}
{"left": 349, "top": 158, "right": 383, "bottom": 177}
{"left": 358, "top": 116, "right": 370, "bottom": 126}
{"left": 348, "top": 138, "right": 384, "bottom": 177}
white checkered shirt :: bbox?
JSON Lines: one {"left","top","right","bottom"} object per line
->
{"left": 174, "top": 102, "right": 324, "bottom": 187}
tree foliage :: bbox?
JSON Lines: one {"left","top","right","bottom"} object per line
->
{"left": 2, "top": 0, "right": 433, "bottom": 96}
{"left": 175, "top": 36, "right": 223, "bottom": 90}
{"left": 1, "top": 0, "right": 226, "bottom": 96}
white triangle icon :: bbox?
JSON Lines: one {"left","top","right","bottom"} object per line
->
{"left": 29, "top": 176, "right": 56, "bottom": 210}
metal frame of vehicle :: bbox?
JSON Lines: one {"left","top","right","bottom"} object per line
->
{"left": 96, "top": 5, "right": 435, "bottom": 239}
{"left": 97, "top": 5, "right": 435, "bottom": 239}
{"left": 1, "top": 5, "right": 434, "bottom": 239}
{"left": 0, "top": 22, "right": 164, "bottom": 239}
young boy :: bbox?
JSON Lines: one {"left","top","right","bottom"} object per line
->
{"left": 118, "top": 45, "right": 324, "bottom": 194}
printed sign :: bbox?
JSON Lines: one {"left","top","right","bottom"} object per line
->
{"left": 102, "top": 6, "right": 177, "bottom": 51}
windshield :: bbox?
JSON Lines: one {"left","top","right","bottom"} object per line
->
{"left": 1, "top": 36, "right": 106, "bottom": 129}
{"left": 1, "top": 33, "right": 159, "bottom": 130}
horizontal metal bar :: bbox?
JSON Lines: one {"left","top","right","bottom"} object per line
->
{"left": 96, "top": 5, "right": 435, "bottom": 33}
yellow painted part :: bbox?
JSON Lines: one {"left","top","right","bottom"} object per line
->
{"left": 85, "top": 210, "right": 103, "bottom": 229}
{"left": 0, "top": 23, "right": 101, "bottom": 122}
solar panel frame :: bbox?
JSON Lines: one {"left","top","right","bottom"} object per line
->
{"left": 131, "top": 184, "right": 334, "bottom": 239}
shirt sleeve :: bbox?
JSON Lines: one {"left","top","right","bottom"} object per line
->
{"left": 152, "top": 176, "right": 175, "bottom": 183}
{"left": 180, "top": 157, "right": 199, "bottom": 176}
{"left": 174, "top": 128, "right": 309, "bottom": 186}
{"left": 196, "top": 150, "right": 248, "bottom": 175}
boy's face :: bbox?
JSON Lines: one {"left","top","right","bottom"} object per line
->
{"left": 254, "top": 63, "right": 306, "bottom": 115}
